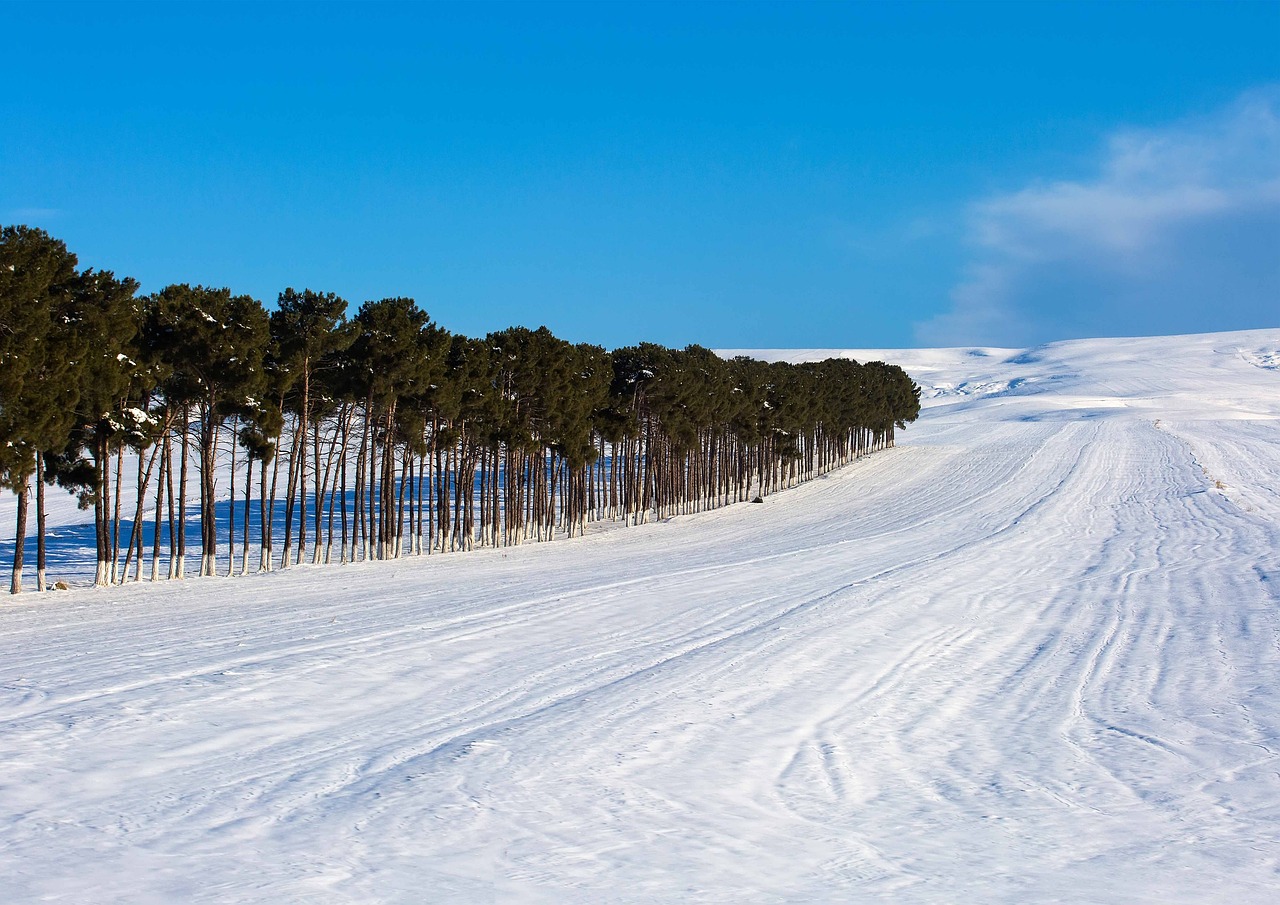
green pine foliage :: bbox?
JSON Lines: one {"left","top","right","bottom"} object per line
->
{"left": 0, "top": 225, "right": 921, "bottom": 593}
{"left": 0, "top": 226, "right": 83, "bottom": 592}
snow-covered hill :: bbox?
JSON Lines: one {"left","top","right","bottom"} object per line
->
{"left": 2, "top": 329, "right": 1277, "bottom": 903}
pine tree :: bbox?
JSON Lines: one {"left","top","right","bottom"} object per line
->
{"left": 269, "top": 289, "right": 356, "bottom": 568}
{"left": 345, "top": 298, "right": 446, "bottom": 559}
{"left": 144, "top": 285, "right": 269, "bottom": 577}
{"left": 48, "top": 269, "right": 149, "bottom": 586}
{"left": 0, "top": 226, "right": 82, "bottom": 594}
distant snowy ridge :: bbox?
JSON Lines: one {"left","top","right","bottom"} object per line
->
{"left": 721, "top": 327, "right": 1280, "bottom": 421}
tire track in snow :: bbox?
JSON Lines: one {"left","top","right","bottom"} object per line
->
{"left": 2, "top": 332, "right": 1279, "bottom": 902}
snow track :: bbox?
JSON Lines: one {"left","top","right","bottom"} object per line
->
{"left": 1, "top": 329, "right": 1278, "bottom": 902}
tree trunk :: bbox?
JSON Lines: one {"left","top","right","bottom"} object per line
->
{"left": 312, "top": 412, "right": 324, "bottom": 564}
{"left": 228, "top": 415, "right": 238, "bottom": 577}
{"left": 280, "top": 418, "right": 300, "bottom": 570}
{"left": 110, "top": 443, "right": 124, "bottom": 583}
{"left": 11, "top": 481, "right": 28, "bottom": 594}
{"left": 133, "top": 448, "right": 146, "bottom": 582}
{"left": 35, "top": 453, "right": 47, "bottom": 592}
{"left": 93, "top": 436, "right": 109, "bottom": 586}
{"left": 260, "top": 455, "right": 272, "bottom": 572}
{"left": 166, "top": 431, "right": 178, "bottom": 579}
{"left": 199, "top": 405, "right": 218, "bottom": 578}
{"left": 298, "top": 409, "right": 308, "bottom": 567}
{"left": 298, "top": 364, "right": 310, "bottom": 565}
{"left": 120, "top": 442, "right": 161, "bottom": 584}
{"left": 242, "top": 450, "right": 253, "bottom": 576}
{"left": 151, "top": 437, "right": 166, "bottom": 582}
{"left": 339, "top": 414, "right": 350, "bottom": 564}
{"left": 266, "top": 430, "right": 282, "bottom": 571}
{"left": 178, "top": 409, "right": 190, "bottom": 578}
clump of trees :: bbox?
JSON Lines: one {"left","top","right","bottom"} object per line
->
{"left": 1, "top": 225, "right": 920, "bottom": 594}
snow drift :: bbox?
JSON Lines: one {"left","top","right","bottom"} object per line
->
{"left": 1, "top": 329, "right": 1277, "bottom": 902}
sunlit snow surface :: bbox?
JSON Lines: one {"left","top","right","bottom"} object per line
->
{"left": 2, "top": 329, "right": 1278, "bottom": 903}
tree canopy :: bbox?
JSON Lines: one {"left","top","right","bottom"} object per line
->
{"left": 0, "top": 225, "right": 920, "bottom": 593}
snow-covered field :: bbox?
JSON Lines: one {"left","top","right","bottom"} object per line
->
{"left": 2, "top": 329, "right": 1278, "bottom": 903}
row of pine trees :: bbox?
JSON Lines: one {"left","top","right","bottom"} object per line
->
{"left": 1, "top": 225, "right": 921, "bottom": 594}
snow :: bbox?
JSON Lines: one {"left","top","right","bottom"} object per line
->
{"left": 1, "top": 328, "right": 1278, "bottom": 902}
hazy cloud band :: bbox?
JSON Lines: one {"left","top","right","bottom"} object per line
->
{"left": 917, "top": 88, "right": 1280, "bottom": 347}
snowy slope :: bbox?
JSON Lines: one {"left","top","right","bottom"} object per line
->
{"left": 1, "top": 329, "right": 1278, "bottom": 903}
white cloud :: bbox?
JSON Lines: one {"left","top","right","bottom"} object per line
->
{"left": 916, "top": 88, "right": 1280, "bottom": 347}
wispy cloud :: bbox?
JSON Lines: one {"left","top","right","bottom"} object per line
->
{"left": 916, "top": 88, "right": 1280, "bottom": 346}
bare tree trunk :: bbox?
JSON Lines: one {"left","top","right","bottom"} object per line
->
{"left": 281, "top": 418, "right": 300, "bottom": 570}
{"left": 339, "top": 414, "right": 350, "bottom": 564}
{"left": 35, "top": 453, "right": 47, "bottom": 592}
{"left": 313, "top": 414, "right": 324, "bottom": 564}
{"left": 449, "top": 445, "right": 458, "bottom": 551}
{"left": 242, "top": 450, "right": 253, "bottom": 576}
{"left": 94, "top": 436, "right": 110, "bottom": 587}
{"left": 379, "top": 427, "right": 389, "bottom": 559}
{"left": 165, "top": 432, "right": 177, "bottom": 579}
{"left": 316, "top": 411, "right": 342, "bottom": 566}
{"left": 228, "top": 415, "right": 238, "bottom": 577}
{"left": 177, "top": 409, "right": 190, "bottom": 579}
{"left": 120, "top": 442, "right": 161, "bottom": 584}
{"left": 133, "top": 448, "right": 146, "bottom": 582}
{"left": 365, "top": 420, "right": 376, "bottom": 560}
{"left": 10, "top": 481, "right": 28, "bottom": 594}
{"left": 298, "top": 409, "right": 308, "bottom": 567}
{"left": 260, "top": 455, "right": 272, "bottom": 572}
{"left": 395, "top": 446, "right": 408, "bottom": 558}
{"left": 428, "top": 426, "right": 437, "bottom": 551}
{"left": 265, "top": 431, "right": 281, "bottom": 572}
{"left": 358, "top": 403, "right": 373, "bottom": 561}
{"left": 476, "top": 448, "right": 485, "bottom": 547}
{"left": 199, "top": 406, "right": 219, "bottom": 578}
{"left": 405, "top": 451, "right": 416, "bottom": 555}
{"left": 415, "top": 449, "right": 425, "bottom": 555}
{"left": 492, "top": 444, "right": 501, "bottom": 547}
{"left": 324, "top": 448, "right": 337, "bottom": 566}
{"left": 110, "top": 443, "right": 124, "bottom": 583}
{"left": 352, "top": 410, "right": 364, "bottom": 562}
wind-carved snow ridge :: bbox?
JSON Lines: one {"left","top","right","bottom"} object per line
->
{"left": 1, "top": 327, "right": 1278, "bottom": 903}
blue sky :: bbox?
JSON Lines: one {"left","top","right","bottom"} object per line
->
{"left": 3, "top": 1, "right": 1276, "bottom": 349}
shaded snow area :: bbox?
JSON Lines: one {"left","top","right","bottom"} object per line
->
{"left": 3, "top": 329, "right": 1279, "bottom": 903}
